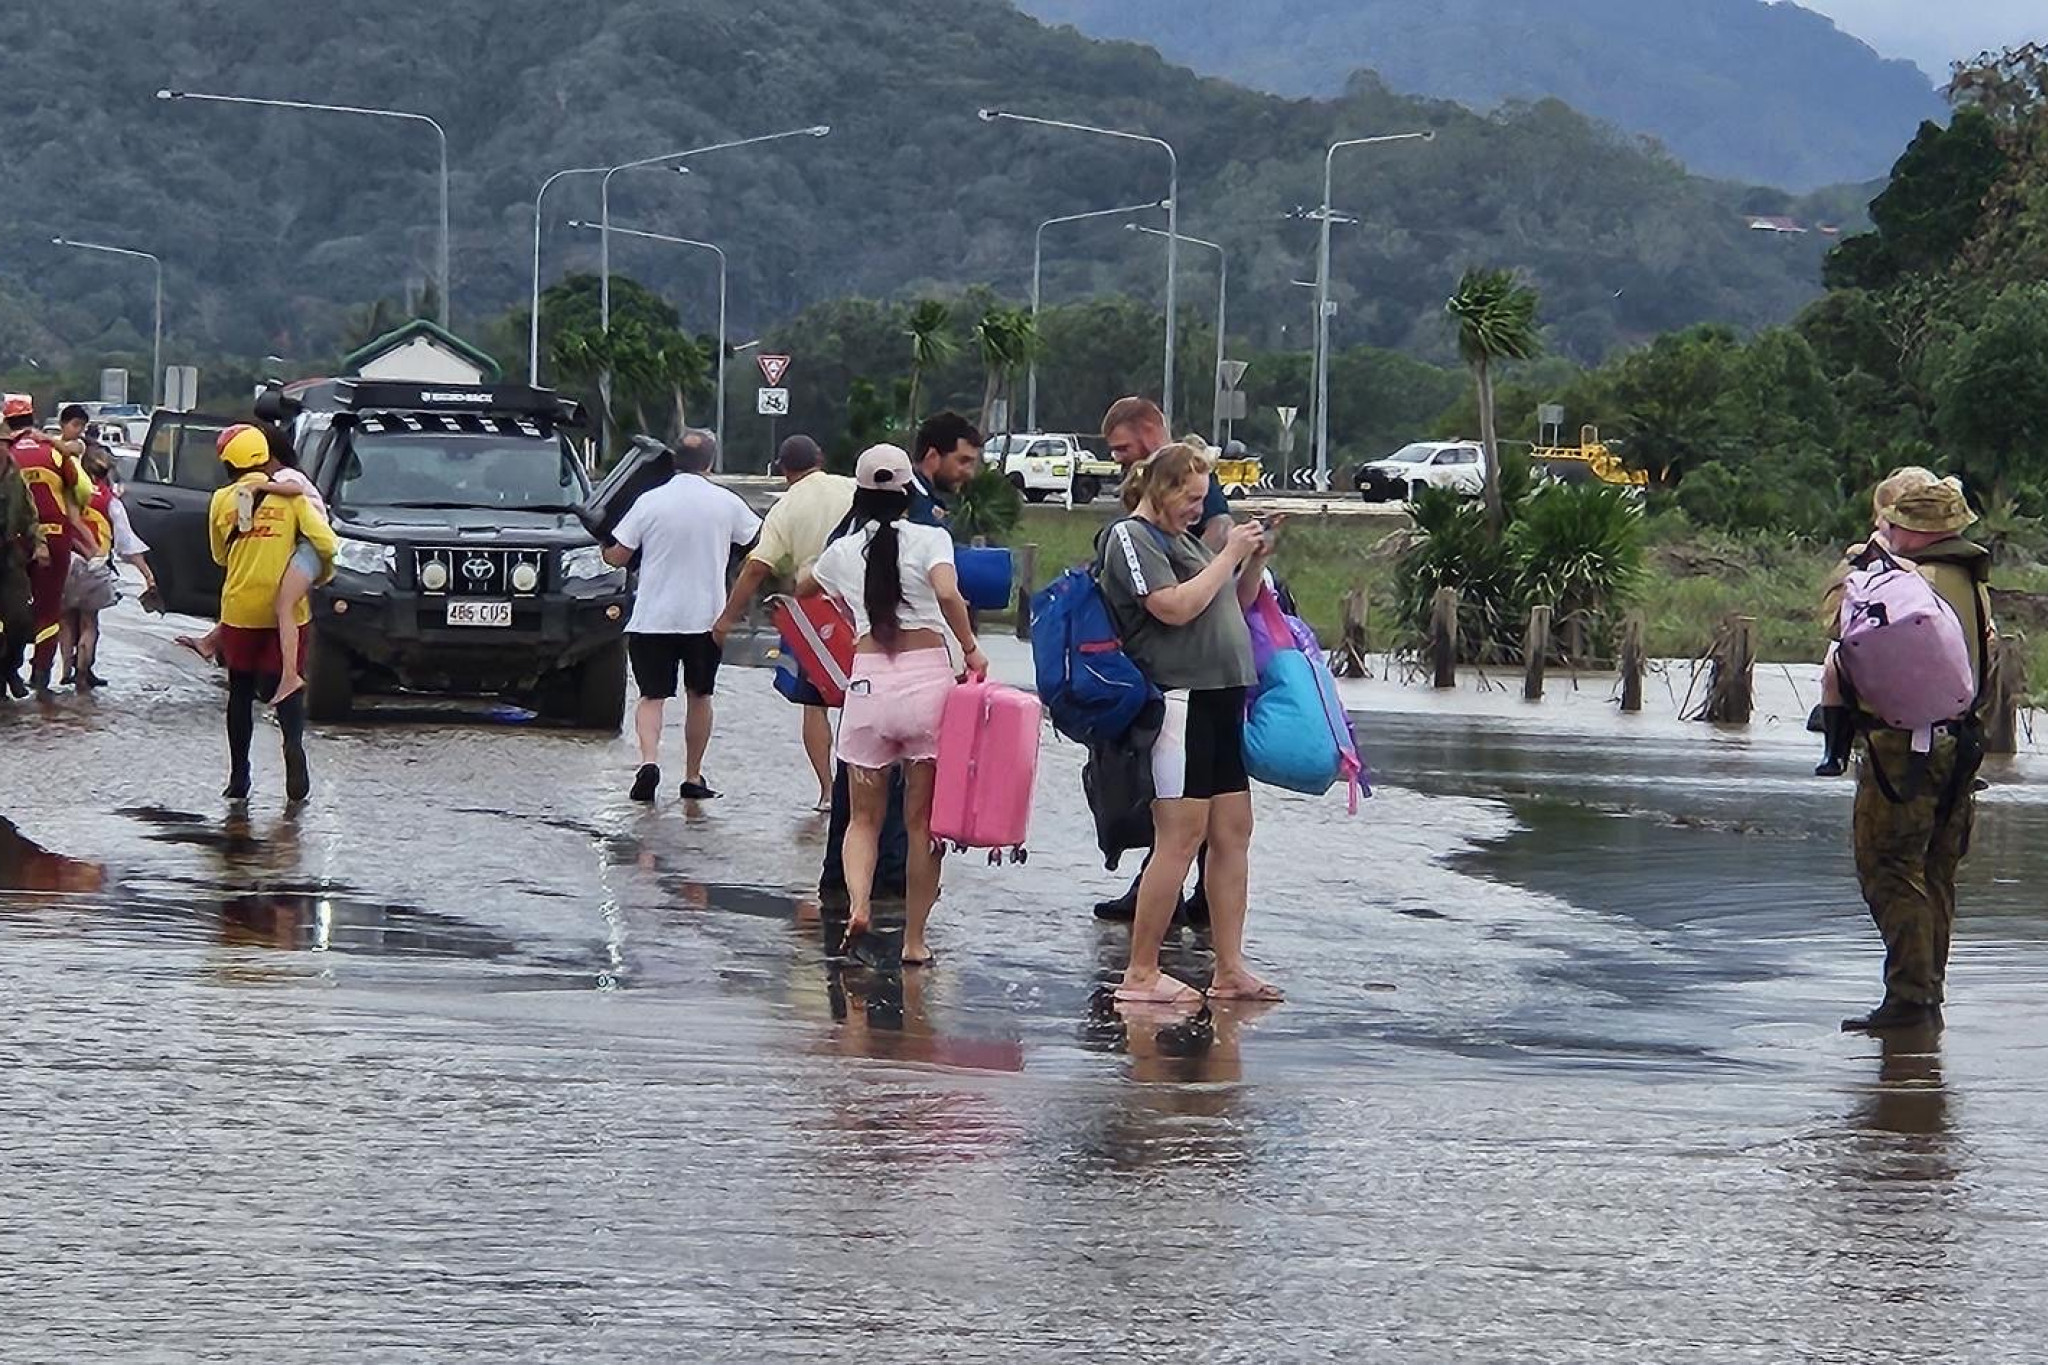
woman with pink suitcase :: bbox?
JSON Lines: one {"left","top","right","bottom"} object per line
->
{"left": 801, "top": 444, "right": 990, "bottom": 968}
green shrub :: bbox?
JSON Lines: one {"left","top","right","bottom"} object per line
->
{"left": 1394, "top": 487, "right": 1522, "bottom": 661}
{"left": 1508, "top": 483, "right": 1647, "bottom": 654}
{"left": 950, "top": 464, "right": 1024, "bottom": 543}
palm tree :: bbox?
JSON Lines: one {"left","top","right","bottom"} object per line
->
{"left": 972, "top": 304, "right": 1039, "bottom": 436}
{"left": 1446, "top": 268, "right": 1542, "bottom": 536}
{"left": 904, "top": 300, "right": 956, "bottom": 427}
{"left": 651, "top": 333, "right": 709, "bottom": 441}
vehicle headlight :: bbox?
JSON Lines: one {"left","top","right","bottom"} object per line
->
{"left": 563, "top": 545, "right": 623, "bottom": 583}
{"left": 510, "top": 562, "right": 541, "bottom": 593}
{"left": 420, "top": 559, "right": 450, "bottom": 591}
{"left": 332, "top": 537, "right": 395, "bottom": 576}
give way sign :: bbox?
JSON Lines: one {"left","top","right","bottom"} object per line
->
{"left": 756, "top": 354, "right": 792, "bottom": 387}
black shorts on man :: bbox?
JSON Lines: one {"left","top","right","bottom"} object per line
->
{"left": 629, "top": 632, "right": 722, "bottom": 699}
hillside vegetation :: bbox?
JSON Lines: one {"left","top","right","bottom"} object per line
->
{"left": 1, "top": 0, "right": 1833, "bottom": 373}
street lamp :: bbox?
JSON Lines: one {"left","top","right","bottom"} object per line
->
{"left": 53, "top": 237, "right": 162, "bottom": 407}
{"left": 1311, "top": 130, "right": 1434, "bottom": 490}
{"left": 981, "top": 109, "right": 1182, "bottom": 431}
{"left": 530, "top": 163, "right": 692, "bottom": 386}
{"left": 592, "top": 126, "right": 828, "bottom": 456}
{"left": 567, "top": 219, "right": 728, "bottom": 457}
{"left": 156, "top": 88, "right": 450, "bottom": 329}
{"left": 598, "top": 126, "right": 830, "bottom": 337}
{"left": 1128, "top": 224, "right": 1228, "bottom": 446}
{"left": 1028, "top": 199, "right": 1167, "bottom": 432}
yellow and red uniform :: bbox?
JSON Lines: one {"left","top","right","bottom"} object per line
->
{"left": 7, "top": 430, "right": 86, "bottom": 669}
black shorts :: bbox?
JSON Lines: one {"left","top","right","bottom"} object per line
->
{"left": 1152, "top": 686, "right": 1249, "bottom": 801}
{"left": 628, "top": 632, "right": 722, "bottom": 700}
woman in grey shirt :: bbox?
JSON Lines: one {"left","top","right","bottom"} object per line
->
{"left": 1099, "top": 442, "right": 1282, "bottom": 1007}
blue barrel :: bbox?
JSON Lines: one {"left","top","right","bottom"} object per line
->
{"left": 955, "top": 546, "right": 1015, "bottom": 611}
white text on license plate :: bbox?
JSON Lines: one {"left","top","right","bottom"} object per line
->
{"left": 446, "top": 600, "right": 513, "bottom": 627}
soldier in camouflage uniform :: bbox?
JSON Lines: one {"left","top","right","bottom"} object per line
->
{"left": 0, "top": 455, "right": 38, "bottom": 698}
{"left": 1839, "top": 479, "right": 1994, "bottom": 1033}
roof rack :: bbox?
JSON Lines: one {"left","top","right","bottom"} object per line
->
{"left": 333, "top": 380, "right": 581, "bottom": 425}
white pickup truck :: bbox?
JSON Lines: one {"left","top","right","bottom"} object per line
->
{"left": 983, "top": 432, "right": 1118, "bottom": 505}
{"left": 1351, "top": 440, "right": 1489, "bottom": 502}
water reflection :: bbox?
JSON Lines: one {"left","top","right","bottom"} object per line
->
{"left": 1845, "top": 1029, "right": 1957, "bottom": 1188}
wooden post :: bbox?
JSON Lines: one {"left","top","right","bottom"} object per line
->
{"left": 1985, "top": 634, "right": 2028, "bottom": 756}
{"left": 1330, "top": 584, "right": 1371, "bottom": 679}
{"left": 1013, "top": 543, "right": 1038, "bottom": 642}
{"left": 1700, "top": 613, "right": 1757, "bottom": 724}
{"left": 1619, "top": 611, "right": 1645, "bottom": 714}
{"left": 1430, "top": 587, "right": 1459, "bottom": 690}
{"left": 1523, "top": 605, "right": 1551, "bottom": 701}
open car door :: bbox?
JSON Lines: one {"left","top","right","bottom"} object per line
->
{"left": 124, "top": 409, "right": 240, "bottom": 618}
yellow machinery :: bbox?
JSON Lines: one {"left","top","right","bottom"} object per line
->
{"left": 1213, "top": 456, "right": 1264, "bottom": 497}
{"left": 1532, "top": 424, "right": 1648, "bottom": 489}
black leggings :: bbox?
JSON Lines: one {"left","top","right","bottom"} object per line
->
{"left": 226, "top": 670, "right": 306, "bottom": 782}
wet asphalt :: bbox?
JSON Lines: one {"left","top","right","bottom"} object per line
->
{"left": 4, "top": 600, "right": 2048, "bottom": 1362}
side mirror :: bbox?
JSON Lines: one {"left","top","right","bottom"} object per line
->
{"left": 252, "top": 387, "right": 303, "bottom": 424}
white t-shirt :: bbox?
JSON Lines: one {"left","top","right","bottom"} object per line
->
{"left": 812, "top": 520, "right": 956, "bottom": 641}
{"left": 612, "top": 474, "right": 763, "bottom": 635}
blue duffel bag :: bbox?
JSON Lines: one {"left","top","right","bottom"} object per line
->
{"left": 955, "top": 545, "right": 1015, "bottom": 610}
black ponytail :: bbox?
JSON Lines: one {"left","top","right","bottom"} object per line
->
{"left": 853, "top": 486, "right": 910, "bottom": 654}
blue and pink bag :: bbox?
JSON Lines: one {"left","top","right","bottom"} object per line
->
{"left": 1242, "top": 588, "right": 1368, "bottom": 810}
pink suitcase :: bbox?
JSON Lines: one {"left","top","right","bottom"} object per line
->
{"left": 931, "top": 680, "right": 1043, "bottom": 863}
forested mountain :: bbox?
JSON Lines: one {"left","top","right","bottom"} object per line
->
{"left": 2, "top": 0, "right": 1840, "bottom": 375}
{"left": 1016, "top": 0, "right": 1948, "bottom": 188}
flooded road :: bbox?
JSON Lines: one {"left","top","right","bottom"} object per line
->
{"left": 5, "top": 604, "right": 2048, "bottom": 1362}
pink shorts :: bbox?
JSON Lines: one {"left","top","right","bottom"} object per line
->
{"left": 837, "top": 647, "right": 957, "bottom": 769}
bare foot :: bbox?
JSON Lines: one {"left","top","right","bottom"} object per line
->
{"left": 1114, "top": 971, "right": 1204, "bottom": 1008}
{"left": 901, "top": 943, "right": 937, "bottom": 968}
{"left": 814, "top": 793, "right": 833, "bottom": 814}
{"left": 839, "top": 908, "right": 872, "bottom": 955}
{"left": 271, "top": 674, "right": 305, "bottom": 706}
{"left": 1207, "top": 970, "right": 1285, "bottom": 1003}
{"left": 174, "top": 635, "right": 219, "bottom": 665}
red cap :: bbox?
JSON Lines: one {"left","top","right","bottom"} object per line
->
{"left": 1, "top": 394, "right": 33, "bottom": 421}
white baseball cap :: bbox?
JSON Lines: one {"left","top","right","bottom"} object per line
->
{"left": 855, "top": 443, "right": 915, "bottom": 491}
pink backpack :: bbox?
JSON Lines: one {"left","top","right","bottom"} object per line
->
{"left": 1837, "top": 551, "right": 1977, "bottom": 753}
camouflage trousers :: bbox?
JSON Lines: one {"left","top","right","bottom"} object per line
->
{"left": 1852, "top": 728, "right": 1977, "bottom": 1007}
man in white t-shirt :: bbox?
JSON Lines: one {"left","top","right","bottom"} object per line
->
{"left": 603, "top": 430, "right": 762, "bottom": 802}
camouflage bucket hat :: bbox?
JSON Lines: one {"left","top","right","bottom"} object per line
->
{"left": 1882, "top": 479, "right": 1978, "bottom": 535}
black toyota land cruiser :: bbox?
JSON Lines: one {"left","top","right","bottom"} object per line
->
{"left": 130, "top": 380, "right": 635, "bottom": 728}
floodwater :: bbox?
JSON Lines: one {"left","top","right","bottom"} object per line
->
{"left": 5, "top": 606, "right": 2048, "bottom": 1362}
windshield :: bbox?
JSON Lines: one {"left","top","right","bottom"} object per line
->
{"left": 1381, "top": 442, "right": 1438, "bottom": 465}
{"left": 336, "top": 432, "right": 588, "bottom": 511}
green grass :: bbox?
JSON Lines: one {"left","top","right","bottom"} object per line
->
{"left": 997, "top": 509, "right": 2048, "bottom": 702}
{"left": 1002, "top": 505, "right": 1401, "bottom": 648}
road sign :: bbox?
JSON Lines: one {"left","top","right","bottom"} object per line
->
{"left": 1218, "top": 359, "right": 1249, "bottom": 391}
{"left": 99, "top": 369, "right": 128, "bottom": 405}
{"left": 1277, "top": 406, "right": 1299, "bottom": 430}
{"left": 756, "top": 387, "right": 790, "bottom": 417}
{"left": 1538, "top": 404, "right": 1565, "bottom": 427}
{"left": 164, "top": 365, "right": 199, "bottom": 412}
{"left": 1222, "top": 391, "right": 1248, "bottom": 421}
{"left": 756, "top": 354, "right": 792, "bottom": 387}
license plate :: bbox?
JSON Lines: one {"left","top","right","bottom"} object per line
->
{"left": 446, "top": 600, "right": 513, "bottom": 627}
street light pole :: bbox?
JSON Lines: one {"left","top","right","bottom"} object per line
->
{"left": 1129, "top": 225, "right": 1226, "bottom": 445}
{"left": 981, "top": 110, "right": 1181, "bottom": 431}
{"left": 156, "top": 89, "right": 450, "bottom": 329}
{"left": 53, "top": 237, "right": 163, "bottom": 407}
{"left": 568, "top": 220, "right": 728, "bottom": 458}
{"left": 530, "top": 162, "right": 692, "bottom": 386}
{"left": 598, "top": 126, "right": 830, "bottom": 338}
{"left": 1312, "top": 130, "right": 1434, "bottom": 490}
{"left": 1029, "top": 199, "right": 1167, "bottom": 432}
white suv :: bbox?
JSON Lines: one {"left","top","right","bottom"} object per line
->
{"left": 1352, "top": 441, "right": 1488, "bottom": 502}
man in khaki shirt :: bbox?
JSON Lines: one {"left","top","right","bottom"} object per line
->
{"left": 713, "top": 435, "right": 855, "bottom": 808}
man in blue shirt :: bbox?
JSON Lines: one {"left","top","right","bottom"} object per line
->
{"left": 1102, "top": 395, "right": 1232, "bottom": 550}
{"left": 819, "top": 412, "right": 985, "bottom": 916}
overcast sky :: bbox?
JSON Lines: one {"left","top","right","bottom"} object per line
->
{"left": 1789, "top": 1, "right": 2041, "bottom": 78}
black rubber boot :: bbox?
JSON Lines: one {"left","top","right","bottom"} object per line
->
{"left": 1841, "top": 999, "right": 1942, "bottom": 1033}
{"left": 284, "top": 745, "right": 312, "bottom": 804}
{"left": 1811, "top": 705, "right": 1854, "bottom": 778}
